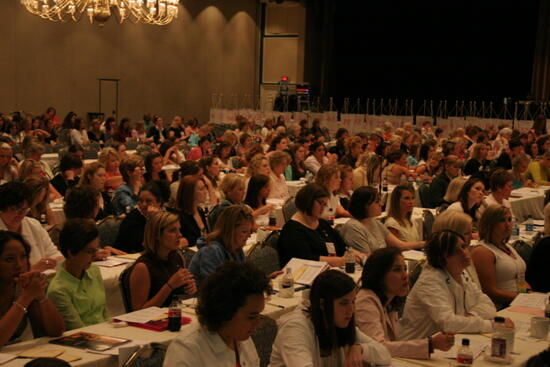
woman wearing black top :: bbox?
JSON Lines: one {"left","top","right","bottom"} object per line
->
{"left": 143, "top": 152, "right": 171, "bottom": 203}
{"left": 50, "top": 153, "right": 82, "bottom": 196}
{"left": 168, "top": 175, "right": 210, "bottom": 247}
{"left": 277, "top": 183, "right": 350, "bottom": 267}
{"left": 288, "top": 143, "right": 307, "bottom": 180}
{"left": 463, "top": 143, "right": 491, "bottom": 176}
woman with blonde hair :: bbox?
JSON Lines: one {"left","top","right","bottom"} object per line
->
{"left": 23, "top": 175, "right": 56, "bottom": 225}
{"left": 245, "top": 154, "right": 270, "bottom": 181}
{"left": 208, "top": 173, "right": 247, "bottom": 228}
{"left": 268, "top": 151, "right": 291, "bottom": 200}
{"left": 354, "top": 153, "right": 382, "bottom": 190}
{"left": 472, "top": 205, "right": 527, "bottom": 308}
{"left": 19, "top": 159, "right": 62, "bottom": 201}
{"left": 385, "top": 184, "right": 422, "bottom": 242}
{"left": 442, "top": 176, "right": 468, "bottom": 206}
{"left": 0, "top": 143, "right": 18, "bottom": 184}
{"left": 315, "top": 163, "right": 350, "bottom": 219}
{"left": 510, "top": 153, "right": 533, "bottom": 189}
{"left": 129, "top": 211, "right": 197, "bottom": 311}
{"left": 189, "top": 205, "right": 255, "bottom": 286}
{"left": 98, "top": 147, "right": 122, "bottom": 191}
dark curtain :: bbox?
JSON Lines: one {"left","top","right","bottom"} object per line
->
{"left": 531, "top": 0, "right": 550, "bottom": 100}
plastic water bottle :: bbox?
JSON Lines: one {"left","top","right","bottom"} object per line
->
{"left": 167, "top": 298, "right": 182, "bottom": 332}
{"left": 279, "top": 268, "right": 295, "bottom": 298}
{"left": 491, "top": 317, "right": 508, "bottom": 358}
{"left": 382, "top": 176, "right": 388, "bottom": 192}
{"left": 456, "top": 338, "right": 473, "bottom": 366}
{"left": 344, "top": 247, "right": 355, "bottom": 274}
{"left": 525, "top": 216, "right": 534, "bottom": 233}
{"left": 511, "top": 217, "right": 520, "bottom": 239}
{"left": 125, "top": 205, "right": 131, "bottom": 214}
{"left": 268, "top": 211, "right": 277, "bottom": 227}
{"left": 327, "top": 208, "right": 335, "bottom": 226}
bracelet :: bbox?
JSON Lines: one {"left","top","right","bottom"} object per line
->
{"left": 427, "top": 336, "right": 434, "bottom": 354}
{"left": 13, "top": 301, "right": 28, "bottom": 314}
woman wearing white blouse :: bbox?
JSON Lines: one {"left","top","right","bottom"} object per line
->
{"left": 268, "top": 151, "right": 291, "bottom": 200}
{"left": 471, "top": 205, "right": 527, "bottom": 309}
{"left": 385, "top": 184, "right": 423, "bottom": 243}
{"left": 164, "top": 262, "right": 271, "bottom": 367}
{"left": 270, "top": 270, "right": 391, "bottom": 367}
{"left": 399, "top": 230, "right": 505, "bottom": 341}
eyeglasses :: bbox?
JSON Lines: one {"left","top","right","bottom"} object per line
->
{"left": 316, "top": 199, "right": 329, "bottom": 208}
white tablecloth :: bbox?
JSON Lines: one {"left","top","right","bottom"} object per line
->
{"left": 509, "top": 187, "right": 547, "bottom": 222}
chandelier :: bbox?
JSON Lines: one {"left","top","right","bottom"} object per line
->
{"left": 20, "top": 0, "right": 179, "bottom": 26}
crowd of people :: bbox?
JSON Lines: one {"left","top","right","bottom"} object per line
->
{"left": 0, "top": 107, "right": 549, "bottom": 365}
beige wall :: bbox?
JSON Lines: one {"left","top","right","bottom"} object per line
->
{"left": 0, "top": 0, "right": 259, "bottom": 123}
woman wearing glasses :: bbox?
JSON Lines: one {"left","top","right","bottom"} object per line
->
{"left": 277, "top": 183, "right": 349, "bottom": 267}
{"left": 47, "top": 219, "right": 109, "bottom": 330}
{"left": 0, "top": 182, "right": 62, "bottom": 272}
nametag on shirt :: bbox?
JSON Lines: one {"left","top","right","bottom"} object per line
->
{"left": 325, "top": 242, "right": 336, "bottom": 256}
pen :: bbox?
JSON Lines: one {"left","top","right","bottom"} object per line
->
{"left": 267, "top": 302, "right": 285, "bottom": 309}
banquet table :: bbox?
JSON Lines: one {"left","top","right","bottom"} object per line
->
{"left": 286, "top": 180, "right": 306, "bottom": 197}
{"left": 509, "top": 186, "right": 547, "bottom": 222}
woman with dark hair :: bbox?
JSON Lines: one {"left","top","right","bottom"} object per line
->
{"left": 214, "top": 141, "right": 234, "bottom": 170}
{"left": 381, "top": 150, "right": 413, "bottom": 185}
{"left": 277, "top": 183, "right": 349, "bottom": 267}
{"left": 113, "top": 155, "right": 144, "bottom": 215}
{"left": 165, "top": 262, "right": 271, "bottom": 366}
{"left": 286, "top": 143, "right": 307, "bottom": 180}
{"left": 143, "top": 151, "right": 171, "bottom": 204}
{"left": 355, "top": 248, "right": 454, "bottom": 359}
{"left": 188, "top": 136, "right": 212, "bottom": 161}
{"left": 114, "top": 117, "right": 132, "bottom": 143}
{"left": 189, "top": 206, "right": 254, "bottom": 286}
{"left": 267, "top": 135, "right": 290, "bottom": 153}
{"left": 446, "top": 177, "right": 485, "bottom": 228}
{"left": 339, "top": 186, "right": 424, "bottom": 255}
{"left": 399, "top": 230, "right": 500, "bottom": 340}
{"left": 69, "top": 117, "right": 89, "bottom": 146}
{"left": 0, "top": 230, "right": 64, "bottom": 346}
{"left": 114, "top": 182, "right": 163, "bottom": 254}
{"left": 244, "top": 174, "right": 276, "bottom": 220}
{"left": 79, "top": 162, "right": 113, "bottom": 219}
{"left": 47, "top": 219, "right": 109, "bottom": 330}
{"left": 168, "top": 175, "right": 209, "bottom": 247}
{"left": 385, "top": 184, "right": 423, "bottom": 242}
{"left": 270, "top": 270, "right": 391, "bottom": 366}
{"left": 199, "top": 156, "right": 221, "bottom": 203}
{"left": 0, "top": 182, "right": 63, "bottom": 272}
{"left": 129, "top": 211, "right": 197, "bottom": 311}
{"left": 50, "top": 153, "right": 83, "bottom": 197}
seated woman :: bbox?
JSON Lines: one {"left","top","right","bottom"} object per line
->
{"left": 47, "top": 219, "right": 109, "bottom": 330}
{"left": 381, "top": 150, "right": 414, "bottom": 185}
{"left": 267, "top": 151, "right": 291, "bottom": 200}
{"left": 198, "top": 156, "right": 221, "bottom": 207}
{"left": 23, "top": 175, "right": 56, "bottom": 226}
{"left": 315, "top": 163, "right": 350, "bottom": 219}
{"left": 385, "top": 184, "right": 422, "bottom": 242}
{"left": 277, "top": 183, "right": 349, "bottom": 267}
{"left": 50, "top": 153, "right": 82, "bottom": 197}
{"left": 189, "top": 206, "right": 254, "bottom": 286}
{"left": 339, "top": 186, "right": 424, "bottom": 255}
{"left": 244, "top": 174, "right": 277, "bottom": 225}
{"left": 485, "top": 169, "right": 513, "bottom": 210}
{"left": 510, "top": 153, "right": 534, "bottom": 189}
{"left": 98, "top": 147, "right": 123, "bottom": 192}
{"left": 19, "top": 159, "right": 62, "bottom": 201}
{"left": 270, "top": 270, "right": 391, "bottom": 367}
{"left": 399, "top": 230, "right": 501, "bottom": 340}
{"left": 79, "top": 162, "right": 114, "bottom": 220}
{"left": 208, "top": 174, "right": 246, "bottom": 228}
{"left": 115, "top": 182, "right": 163, "bottom": 254}
{"left": 143, "top": 152, "right": 171, "bottom": 203}
{"left": 113, "top": 155, "right": 144, "bottom": 215}
{"left": 0, "top": 142, "right": 18, "bottom": 184}
{"left": 168, "top": 175, "right": 209, "bottom": 247}
{"left": 355, "top": 248, "right": 454, "bottom": 359}
{"left": 526, "top": 150, "right": 550, "bottom": 185}
{"left": 287, "top": 143, "right": 307, "bottom": 181}
{"left": 446, "top": 177, "right": 485, "bottom": 230}
{"left": 129, "top": 211, "right": 197, "bottom": 310}
{"left": 471, "top": 205, "right": 527, "bottom": 309}
{"left": 245, "top": 154, "right": 271, "bottom": 185}
{"left": 463, "top": 143, "right": 491, "bottom": 177}
{"left": 164, "top": 262, "right": 271, "bottom": 366}
{"left": 353, "top": 152, "right": 381, "bottom": 189}
{"left": 0, "top": 231, "right": 64, "bottom": 346}
{"left": 336, "top": 164, "right": 353, "bottom": 210}
{"left": 415, "top": 151, "right": 443, "bottom": 182}
{"left": 0, "top": 182, "right": 63, "bottom": 272}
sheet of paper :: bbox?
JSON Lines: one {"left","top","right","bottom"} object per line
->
{"left": 402, "top": 250, "right": 425, "bottom": 261}
{"left": 57, "top": 353, "right": 82, "bottom": 362}
{"left": 432, "top": 335, "right": 488, "bottom": 359}
{"left": 18, "top": 347, "right": 65, "bottom": 358}
{"left": 0, "top": 353, "right": 17, "bottom": 365}
{"left": 508, "top": 306, "right": 545, "bottom": 316}
{"left": 533, "top": 220, "right": 545, "bottom": 226}
{"left": 510, "top": 293, "right": 548, "bottom": 310}
{"left": 93, "top": 258, "right": 129, "bottom": 267}
{"left": 113, "top": 307, "right": 165, "bottom": 324}
{"left": 115, "top": 253, "right": 141, "bottom": 260}
{"left": 284, "top": 258, "right": 329, "bottom": 285}
{"left": 391, "top": 359, "right": 423, "bottom": 367}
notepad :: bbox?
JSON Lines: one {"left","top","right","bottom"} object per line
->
{"left": 283, "top": 258, "right": 330, "bottom": 286}
{"left": 0, "top": 353, "right": 17, "bottom": 365}
{"left": 18, "top": 347, "right": 65, "bottom": 358}
{"left": 113, "top": 307, "right": 165, "bottom": 324}
{"left": 115, "top": 253, "right": 141, "bottom": 260}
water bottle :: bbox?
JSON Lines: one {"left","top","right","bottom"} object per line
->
{"left": 125, "top": 205, "right": 131, "bottom": 214}
{"left": 382, "top": 176, "right": 388, "bottom": 192}
{"left": 40, "top": 214, "right": 47, "bottom": 224}
{"left": 167, "top": 298, "right": 182, "bottom": 332}
{"left": 344, "top": 247, "right": 355, "bottom": 274}
{"left": 545, "top": 296, "right": 550, "bottom": 319}
{"left": 279, "top": 268, "right": 295, "bottom": 298}
{"left": 268, "top": 211, "right": 277, "bottom": 227}
{"left": 456, "top": 338, "right": 473, "bottom": 366}
{"left": 196, "top": 236, "right": 206, "bottom": 249}
{"left": 525, "top": 215, "right": 534, "bottom": 233}
{"left": 511, "top": 217, "right": 520, "bottom": 239}
{"left": 491, "top": 317, "right": 508, "bottom": 358}
{"left": 327, "top": 208, "right": 335, "bottom": 226}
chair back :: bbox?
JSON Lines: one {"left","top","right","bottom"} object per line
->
{"left": 422, "top": 209, "right": 435, "bottom": 241}
{"left": 250, "top": 316, "right": 278, "bottom": 367}
{"left": 119, "top": 264, "right": 135, "bottom": 313}
{"left": 418, "top": 183, "right": 433, "bottom": 208}
{"left": 512, "top": 240, "right": 533, "bottom": 265}
{"left": 247, "top": 242, "right": 281, "bottom": 276}
{"left": 282, "top": 197, "right": 297, "bottom": 223}
{"left": 98, "top": 215, "right": 123, "bottom": 247}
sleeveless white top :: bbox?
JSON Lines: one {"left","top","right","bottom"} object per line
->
{"left": 478, "top": 240, "right": 526, "bottom": 294}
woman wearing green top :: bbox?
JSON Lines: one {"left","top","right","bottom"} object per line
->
{"left": 47, "top": 219, "right": 109, "bottom": 330}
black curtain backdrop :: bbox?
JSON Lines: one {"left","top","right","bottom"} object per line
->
{"left": 305, "top": 0, "right": 540, "bottom": 109}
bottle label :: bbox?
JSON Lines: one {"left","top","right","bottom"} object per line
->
{"left": 491, "top": 337, "right": 507, "bottom": 358}
{"left": 456, "top": 353, "right": 473, "bottom": 365}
